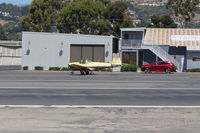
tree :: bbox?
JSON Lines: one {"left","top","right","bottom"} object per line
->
{"left": 0, "top": 25, "right": 6, "bottom": 40}
{"left": 148, "top": 15, "right": 177, "bottom": 28}
{"left": 150, "top": 15, "right": 161, "bottom": 27}
{"left": 93, "top": 19, "right": 111, "bottom": 35}
{"left": 57, "top": 0, "right": 105, "bottom": 34}
{"left": 57, "top": 0, "right": 134, "bottom": 36}
{"left": 167, "top": 0, "right": 199, "bottom": 28}
{"left": 22, "top": 0, "right": 62, "bottom": 32}
{"left": 22, "top": 0, "right": 134, "bottom": 36}
{"left": 160, "top": 15, "right": 177, "bottom": 28}
{"left": 104, "top": 1, "right": 133, "bottom": 36}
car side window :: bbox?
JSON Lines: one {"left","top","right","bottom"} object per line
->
{"left": 158, "top": 62, "right": 169, "bottom": 65}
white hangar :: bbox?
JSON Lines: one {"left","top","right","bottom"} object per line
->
{"left": 22, "top": 32, "right": 119, "bottom": 70}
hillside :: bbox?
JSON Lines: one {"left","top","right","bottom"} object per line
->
{"left": 0, "top": 20, "right": 12, "bottom": 25}
{"left": 0, "top": 3, "right": 28, "bottom": 40}
{"left": 0, "top": 0, "right": 200, "bottom": 41}
{"left": 0, "top": 3, "right": 28, "bottom": 21}
{"left": 130, "top": 0, "right": 167, "bottom": 4}
{"left": 127, "top": 0, "right": 200, "bottom": 27}
{"left": 112, "top": 0, "right": 167, "bottom": 5}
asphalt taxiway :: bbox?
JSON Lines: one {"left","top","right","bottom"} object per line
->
{"left": 0, "top": 71, "right": 199, "bottom": 106}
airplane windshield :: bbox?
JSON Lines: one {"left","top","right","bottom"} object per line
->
{"left": 80, "top": 59, "right": 91, "bottom": 64}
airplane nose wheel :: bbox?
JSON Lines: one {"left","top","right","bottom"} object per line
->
{"left": 80, "top": 71, "right": 85, "bottom": 75}
{"left": 70, "top": 71, "right": 74, "bottom": 75}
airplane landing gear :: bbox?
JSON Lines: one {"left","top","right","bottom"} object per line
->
{"left": 85, "top": 71, "right": 89, "bottom": 75}
{"left": 80, "top": 70, "right": 93, "bottom": 75}
{"left": 80, "top": 71, "right": 85, "bottom": 75}
{"left": 70, "top": 71, "right": 74, "bottom": 75}
{"left": 90, "top": 71, "right": 94, "bottom": 75}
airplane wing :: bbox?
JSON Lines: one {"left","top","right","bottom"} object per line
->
{"left": 69, "top": 62, "right": 111, "bottom": 71}
{"left": 69, "top": 63, "right": 92, "bottom": 71}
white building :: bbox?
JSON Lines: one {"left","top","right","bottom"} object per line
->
{"left": 22, "top": 28, "right": 200, "bottom": 72}
{"left": 22, "top": 32, "right": 119, "bottom": 70}
{"left": 120, "top": 28, "right": 200, "bottom": 71}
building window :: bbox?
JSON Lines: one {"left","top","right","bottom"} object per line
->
{"left": 124, "top": 34, "right": 129, "bottom": 39}
{"left": 192, "top": 57, "right": 200, "bottom": 61}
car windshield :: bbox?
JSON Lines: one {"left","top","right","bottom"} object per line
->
{"left": 158, "top": 62, "right": 169, "bottom": 65}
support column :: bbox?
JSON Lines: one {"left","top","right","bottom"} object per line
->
{"left": 136, "top": 50, "right": 139, "bottom": 66}
{"left": 156, "top": 55, "right": 158, "bottom": 62}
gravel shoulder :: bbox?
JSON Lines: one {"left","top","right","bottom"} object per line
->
{"left": 0, "top": 107, "right": 200, "bottom": 133}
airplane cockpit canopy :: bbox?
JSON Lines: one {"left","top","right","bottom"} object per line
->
{"left": 79, "top": 59, "right": 92, "bottom": 64}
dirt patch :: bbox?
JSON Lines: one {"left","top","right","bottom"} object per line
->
{"left": 0, "top": 107, "right": 199, "bottom": 133}
{"left": 0, "top": 20, "right": 13, "bottom": 25}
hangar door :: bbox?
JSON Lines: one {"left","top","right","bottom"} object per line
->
{"left": 70, "top": 45, "right": 105, "bottom": 62}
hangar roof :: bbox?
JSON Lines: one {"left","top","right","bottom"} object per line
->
{"left": 144, "top": 28, "right": 200, "bottom": 47}
{"left": 23, "top": 32, "right": 114, "bottom": 39}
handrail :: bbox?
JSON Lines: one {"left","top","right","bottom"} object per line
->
{"left": 121, "top": 39, "right": 142, "bottom": 49}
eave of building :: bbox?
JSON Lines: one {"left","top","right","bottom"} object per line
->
{"left": 22, "top": 32, "right": 115, "bottom": 39}
{"left": 120, "top": 28, "right": 146, "bottom": 32}
{"left": 0, "top": 41, "right": 22, "bottom": 47}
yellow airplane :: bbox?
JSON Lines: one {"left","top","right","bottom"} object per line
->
{"left": 68, "top": 58, "right": 121, "bottom": 75}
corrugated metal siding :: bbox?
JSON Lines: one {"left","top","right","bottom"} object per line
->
{"left": 0, "top": 45, "right": 21, "bottom": 65}
{"left": 93, "top": 46, "right": 105, "bottom": 62}
{"left": 82, "top": 46, "right": 93, "bottom": 61}
{"left": 70, "top": 45, "right": 82, "bottom": 62}
{"left": 144, "top": 28, "right": 200, "bottom": 47}
{"left": 70, "top": 45, "right": 105, "bottom": 62}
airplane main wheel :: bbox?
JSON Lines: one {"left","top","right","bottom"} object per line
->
{"left": 80, "top": 71, "right": 85, "bottom": 75}
{"left": 86, "top": 71, "right": 89, "bottom": 75}
{"left": 70, "top": 71, "right": 74, "bottom": 75}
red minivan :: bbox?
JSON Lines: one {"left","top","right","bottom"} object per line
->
{"left": 141, "top": 61, "right": 176, "bottom": 73}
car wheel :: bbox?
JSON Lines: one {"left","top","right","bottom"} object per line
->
{"left": 165, "top": 68, "right": 171, "bottom": 74}
{"left": 144, "top": 68, "right": 150, "bottom": 73}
